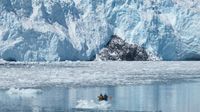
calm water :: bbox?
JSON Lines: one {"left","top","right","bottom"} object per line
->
{"left": 0, "top": 80, "right": 200, "bottom": 112}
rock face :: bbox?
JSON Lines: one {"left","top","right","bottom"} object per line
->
{"left": 97, "top": 35, "right": 148, "bottom": 61}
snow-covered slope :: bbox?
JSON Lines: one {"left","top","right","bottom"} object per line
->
{"left": 0, "top": 0, "right": 200, "bottom": 61}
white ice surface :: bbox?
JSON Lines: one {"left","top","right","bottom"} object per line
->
{"left": 0, "top": 61, "right": 200, "bottom": 89}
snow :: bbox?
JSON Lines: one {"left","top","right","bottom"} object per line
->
{"left": 0, "top": 0, "right": 200, "bottom": 61}
{"left": 0, "top": 61, "right": 200, "bottom": 89}
{"left": 159, "top": 13, "right": 177, "bottom": 26}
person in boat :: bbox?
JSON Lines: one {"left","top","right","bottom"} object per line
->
{"left": 98, "top": 94, "right": 104, "bottom": 101}
{"left": 104, "top": 94, "right": 108, "bottom": 101}
{"left": 98, "top": 93, "right": 110, "bottom": 101}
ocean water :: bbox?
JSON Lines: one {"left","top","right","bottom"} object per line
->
{"left": 0, "top": 80, "right": 200, "bottom": 112}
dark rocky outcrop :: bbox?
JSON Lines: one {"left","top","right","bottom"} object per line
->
{"left": 97, "top": 35, "right": 148, "bottom": 61}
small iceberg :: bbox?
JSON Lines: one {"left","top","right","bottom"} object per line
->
{"left": 6, "top": 88, "right": 42, "bottom": 98}
{"left": 75, "top": 100, "right": 111, "bottom": 109}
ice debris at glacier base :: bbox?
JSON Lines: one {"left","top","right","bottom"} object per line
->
{"left": 0, "top": 0, "right": 200, "bottom": 61}
{"left": 0, "top": 61, "right": 200, "bottom": 89}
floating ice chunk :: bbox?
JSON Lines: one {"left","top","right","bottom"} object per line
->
{"left": 98, "top": 101, "right": 112, "bottom": 109}
{"left": 76, "top": 100, "right": 111, "bottom": 109}
{"left": 6, "top": 88, "right": 42, "bottom": 98}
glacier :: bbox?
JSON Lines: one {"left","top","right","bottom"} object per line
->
{"left": 0, "top": 0, "right": 200, "bottom": 61}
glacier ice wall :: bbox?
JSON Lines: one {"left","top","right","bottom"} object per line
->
{"left": 0, "top": 0, "right": 200, "bottom": 61}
